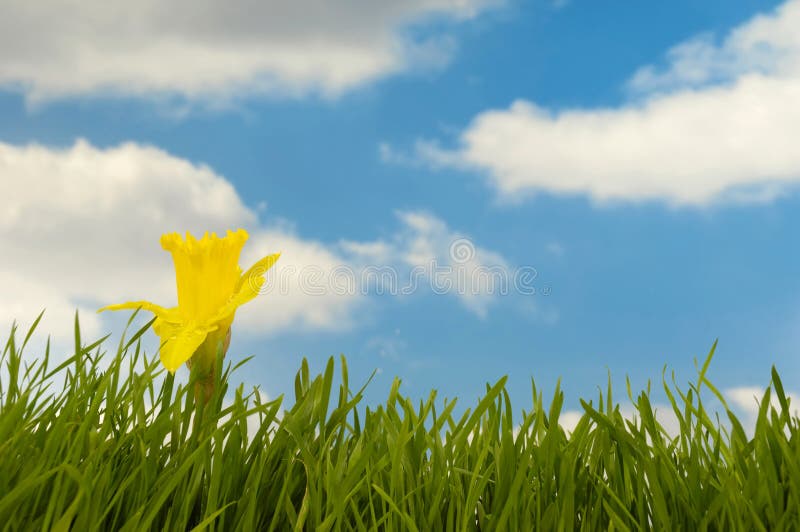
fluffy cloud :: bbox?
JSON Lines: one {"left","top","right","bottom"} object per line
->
{"left": 0, "top": 138, "right": 362, "bottom": 345}
{"left": 413, "top": 0, "right": 800, "bottom": 206}
{"left": 557, "top": 374, "right": 800, "bottom": 442}
{"left": 555, "top": 384, "right": 800, "bottom": 441}
{"left": 726, "top": 385, "right": 800, "bottom": 437}
{"left": 0, "top": 139, "right": 513, "bottom": 349}
{"left": 557, "top": 403, "right": 682, "bottom": 441}
{"left": 0, "top": 0, "right": 497, "bottom": 103}
{"left": 0, "top": 270, "right": 103, "bottom": 344}
{"left": 667, "top": 381, "right": 800, "bottom": 439}
{"left": 511, "top": 400, "right": 682, "bottom": 443}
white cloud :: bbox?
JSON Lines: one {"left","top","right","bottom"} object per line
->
{"left": 725, "top": 386, "right": 800, "bottom": 423}
{"left": 628, "top": 1, "right": 800, "bottom": 93}
{"left": 339, "top": 240, "right": 396, "bottom": 264}
{"left": 726, "top": 386, "right": 770, "bottom": 416}
{"left": 0, "top": 0, "right": 498, "bottom": 104}
{"left": 556, "top": 403, "right": 683, "bottom": 441}
{"left": 556, "top": 410, "right": 584, "bottom": 435}
{"left": 0, "top": 270, "right": 102, "bottom": 347}
{"left": 412, "top": 0, "right": 800, "bottom": 206}
{"left": 397, "top": 211, "right": 510, "bottom": 317}
{"left": 0, "top": 138, "right": 363, "bottom": 349}
{"left": 237, "top": 230, "right": 366, "bottom": 334}
{"left": 343, "top": 210, "right": 513, "bottom": 318}
{"left": 514, "top": 382, "right": 800, "bottom": 444}
{"left": 726, "top": 385, "right": 800, "bottom": 437}
{"left": 0, "top": 139, "right": 516, "bottom": 357}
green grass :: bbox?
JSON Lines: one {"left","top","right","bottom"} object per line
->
{"left": 1, "top": 312, "right": 799, "bottom": 531}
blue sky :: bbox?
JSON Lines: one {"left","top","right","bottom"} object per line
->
{"left": 2, "top": 0, "right": 800, "bottom": 431}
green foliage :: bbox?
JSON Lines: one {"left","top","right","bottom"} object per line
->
{"left": 1, "top": 315, "right": 799, "bottom": 530}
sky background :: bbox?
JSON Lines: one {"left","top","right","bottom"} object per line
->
{"left": 3, "top": 0, "right": 800, "bottom": 433}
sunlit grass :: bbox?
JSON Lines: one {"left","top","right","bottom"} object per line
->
{"left": 2, "top": 312, "right": 799, "bottom": 530}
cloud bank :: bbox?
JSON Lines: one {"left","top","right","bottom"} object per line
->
{"left": 0, "top": 138, "right": 511, "bottom": 346}
{"left": 0, "top": 0, "right": 498, "bottom": 103}
{"left": 414, "top": 0, "right": 800, "bottom": 206}
{"left": 0, "top": 139, "right": 360, "bottom": 343}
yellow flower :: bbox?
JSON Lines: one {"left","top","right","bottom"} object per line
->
{"left": 99, "top": 229, "right": 279, "bottom": 375}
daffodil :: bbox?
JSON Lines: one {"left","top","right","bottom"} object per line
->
{"left": 99, "top": 229, "right": 279, "bottom": 382}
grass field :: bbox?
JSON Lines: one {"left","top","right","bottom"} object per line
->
{"left": 2, "top": 312, "right": 799, "bottom": 531}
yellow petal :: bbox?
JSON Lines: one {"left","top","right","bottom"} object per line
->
{"left": 236, "top": 252, "right": 281, "bottom": 302}
{"left": 210, "top": 252, "right": 280, "bottom": 323}
{"left": 187, "top": 315, "right": 235, "bottom": 376}
{"left": 97, "top": 300, "right": 181, "bottom": 323}
{"left": 154, "top": 320, "right": 217, "bottom": 373}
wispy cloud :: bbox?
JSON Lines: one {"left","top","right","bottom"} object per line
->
{"left": 343, "top": 210, "right": 537, "bottom": 318}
